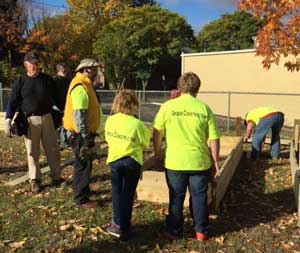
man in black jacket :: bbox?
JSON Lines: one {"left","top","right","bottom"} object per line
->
{"left": 53, "top": 62, "right": 71, "bottom": 148}
{"left": 5, "top": 50, "right": 64, "bottom": 192}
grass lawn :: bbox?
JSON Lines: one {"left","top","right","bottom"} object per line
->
{"left": 0, "top": 132, "right": 299, "bottom": 253}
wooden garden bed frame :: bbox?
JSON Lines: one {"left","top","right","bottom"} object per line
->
{"left": 289, "top": 120, "right": 300, "bottom": 225}
{"left": 136, "top": 136, "right": 244, "bottom": 213}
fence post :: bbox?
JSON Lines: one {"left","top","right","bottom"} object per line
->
{"left": 227, "top": 92, "right": 231, "bottom": 131}
{"left": 138, "top": 90, "right": 141, "bottom": 119}
{"left": 0, "top": 82, "right": 3, "bottom": 112}
{"left": 235, "top": 117, "right": 242, "bottom": 136}
{"left": 294, "top": 119, "right": 300, "bottom": 153}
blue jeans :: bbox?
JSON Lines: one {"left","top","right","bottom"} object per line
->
{"left": 252, "top": 113, "right": 284, "bottom": 159}
{"left": 165, "top": 169, "right": 211, "bottom": 236}
{"left": 109, "top": 156, "right": 141, "bottom": 232}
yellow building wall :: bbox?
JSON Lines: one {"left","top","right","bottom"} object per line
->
{"left": 182, "top": 49, "right": 300, "bottom": 126}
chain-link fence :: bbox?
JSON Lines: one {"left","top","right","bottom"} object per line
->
{"left": 0, "top": 83, "right": 11, "bottom": 112}
{"left": 1, "top": 87, "right": 300, "bottom": 131}
{"left": 95, "top": 90, "right": 300, "bottom": 131}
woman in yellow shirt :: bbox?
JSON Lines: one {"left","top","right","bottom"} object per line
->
{"left": 104, "top": 89, "right": 150, "bottom": 241}
{"left": 153, "top": 72, "right": 220, "bottom": 241}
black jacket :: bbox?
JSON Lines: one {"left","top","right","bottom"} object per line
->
{"left": 53, "top": 75, "right": 71, "bottom": 112}
{"left": 7, "top": 73, "right": 56, "bottom": 118}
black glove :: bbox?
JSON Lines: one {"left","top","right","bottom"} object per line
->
{"left": 80, "top": 134, "right": 96, "bottom": 158}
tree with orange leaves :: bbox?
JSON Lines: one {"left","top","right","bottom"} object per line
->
{"left": 238, "top": 0, "right": 300, "bottom": 71}
{"left": 23, "top": 0, "right": 157, "bottom": 72}
{"left": 0, "top": 0, "right": 25, "bottom": 64}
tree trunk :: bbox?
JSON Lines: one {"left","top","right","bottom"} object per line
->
{"left": 142, "top": 79, "right": 148, "bottom": 101}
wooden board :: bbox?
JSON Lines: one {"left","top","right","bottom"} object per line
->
{"left": 215, "top": 138, "right": 243, "bottom": 210}
{"left": 220, "top": 136, "right": 242, "bottom": 157}
{"left": 136, "top": 170, "right": 213, "bottom": 208}
{"left": 4, "top": 143, "right": 109, "bottom": 186}
{"left": 244, "top": 137, "right": 290, "bottom": 146}
{"left": 137, "top": 136, "right": 244, "bottom": 212}
{"left": 5, "top": 158, "right": 74, "bottom": 186}
{"left": 0, "top": 112, "right": 5, "bottom": 131}
{"left": 289, "top": 140, "right": 300, "bottom": 225}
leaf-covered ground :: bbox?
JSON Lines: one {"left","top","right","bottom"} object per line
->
{"left": 0, "top": 132, "right": 299, "bottom": 253}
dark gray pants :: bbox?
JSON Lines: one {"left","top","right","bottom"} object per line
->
{"left": 69, "top": 134, "right": 93, "bottom": 204}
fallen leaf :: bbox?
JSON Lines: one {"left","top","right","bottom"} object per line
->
{"left": 209, "top": 214, "right": 218, "bottom": 220}
{"left": 287, "top": 217, "right": 295, "bottom": 225}
{"left": 133, "top": 202, "right": 142, "bottom": 208}
{"left": 76, "top": 235, "right": 83, "bottom": 244}
{"left": 59, "top": 224, "right": 73, "bottom": 231}
{"left": 139, "top": 245, "right": 149, "bottom": 250}
{"left": 215, "top": 235, "right": 225, "bottom": 244}
{"left": 73, "top": 224, "right": 87, "bottom": 232}
{"left": 3, "top": 240, "right": 12, "bottom": 245}
{"left": 90, "top": 235, "right": 98, "bottom": 241}
{"left": 281, "top": 242, "right": 292, "bottom": 250}
{"left": 9, "top": 241, "right": 26, "bottom": 250}
{"left": 90, "top": 226, "right": 107, "bottom": 234}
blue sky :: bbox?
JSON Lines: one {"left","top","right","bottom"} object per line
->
{"left": 41, "top": 0, "right": 237, "bottom": 33}
{"left": 159, "top": 0, "right": 237, "bottom": 32}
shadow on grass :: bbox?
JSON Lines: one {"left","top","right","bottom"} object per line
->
{"left": 0, "top": 162, "right": 48, "bottom": 173}
{"left": 64, "top": 220, "right": 168, "bottom": 253}
{"left": 211, "top": 152, "right": 295, "bottom": 237}
{"left": 0, "top": 165, "right": 28, "bottom": 173}
{"left": 90, "top": 173, "right": 110, "bottom": 183}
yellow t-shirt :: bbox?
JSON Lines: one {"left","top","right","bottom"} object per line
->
{"left": 153, "top": 94, "right": 220, "bottom": 171}
{"left": 246, "top": 107, "right": 278, "bottom": 126}
{"left": 71, "top": 85, "right": 89, "bottom": 109}
{"left": 105, "top": 113, "right": 150, "bottom": 165}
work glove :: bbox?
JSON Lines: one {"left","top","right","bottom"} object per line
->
{"left": 4, "top": 119, "right": 12, "bottom": 138}
{"left": 80, "top": 134, "right": 96, "bottom": 158}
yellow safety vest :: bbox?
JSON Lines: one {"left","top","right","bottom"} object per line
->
{"left": 63, "top": 72, "right": 100, "bottom": 133}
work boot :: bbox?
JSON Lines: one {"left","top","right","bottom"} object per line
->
{"left": 30, "top": 179, "right": 41, "bottom": 193}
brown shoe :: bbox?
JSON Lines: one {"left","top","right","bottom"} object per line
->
{"left": 30, "top": 179, "right": 41, "bottom": 193}
{"left": 79, "top": 201, "right": 97, "bottom": 209}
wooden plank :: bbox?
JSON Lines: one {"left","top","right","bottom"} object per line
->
{"left": 5, "top": 158, "right": 74, "bottom": 186}
{"left": 295, "top": 125, "right": 299, "bottom": 152}
{"left": 235, "top": 117, "right": 242, "bottom": 136}
{"left": 215, "top": 138, "right": 243, "bottom": 210}
{"left": 137, "top": 136, "right": 243, "bottom": 212}
{"left": 246, "top": 137, "right": 290, "bottom": 146}
{"left": 136, "top": 171, "right": 213, "bottom": 208}
{"left": 294, "top": 119, "right": 300, "bottom": 153}
{"left": 289, "top": 140, "right": 300, "bottom": 225}
{"left": 4, "top": 143, "right": 109, "bottom": 187}
{"left": 0, "top": 112, "right": 5, "bottom": 131}
{"left": 220, "top": 136, "right": 242, "bottom": 157}
{"left": 294, "top": 119, "right": 300, "bottom": 127}
{"left": 137, "top": 171, "right": 178, "bottom": 205}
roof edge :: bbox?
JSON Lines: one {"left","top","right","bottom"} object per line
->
{"left": 181, "top": 49, "right": 256, "bottom": 57}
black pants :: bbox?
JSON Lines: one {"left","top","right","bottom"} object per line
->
{"left": 69, "top": 134, "right": 93, "bottom": 204}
